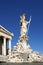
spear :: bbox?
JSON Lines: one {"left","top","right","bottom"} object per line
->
{"left": 27, "top": 16, "right": 32, "bottom": 35}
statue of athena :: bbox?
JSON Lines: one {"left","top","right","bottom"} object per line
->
{"left": 20, "top": 14, "right": 31, "bottom": 37}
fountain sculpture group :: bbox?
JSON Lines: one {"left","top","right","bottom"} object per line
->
{"left": 8, "top": 14, "right": 43, "bottom": 62}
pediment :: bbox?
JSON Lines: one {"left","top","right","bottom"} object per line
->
{"left": 0, "top": 25, "right": 13, "bottom": 36}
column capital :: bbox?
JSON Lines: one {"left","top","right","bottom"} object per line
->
{"left": 9, "top": 38, "right": 12, "bottom": 40}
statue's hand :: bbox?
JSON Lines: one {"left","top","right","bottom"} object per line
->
{"left": 28, "top": 16, "right": 32, "bottom": 24}
{"left": 26, "top": 21, "right": 30, "bottom": 25}
{"left": 26, "top": 16, "right": 32, "bottom": 24}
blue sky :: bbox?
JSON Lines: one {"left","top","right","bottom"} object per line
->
{"left": 0, "top": 0, "right": 43, "bottom": 54}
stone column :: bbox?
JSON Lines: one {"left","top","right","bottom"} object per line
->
{"left": 3, "top": 37, "right": 6, "bottom": 55}
{"left": 9, "top": 39, "right": 11, "bottom": 56}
